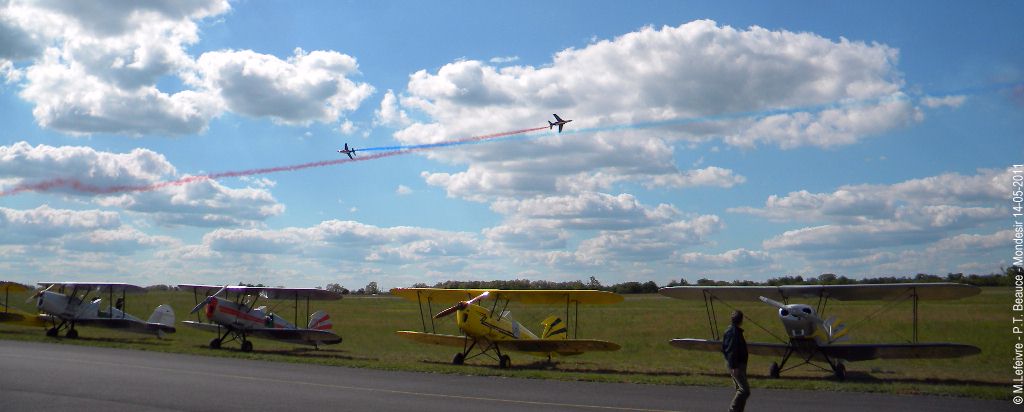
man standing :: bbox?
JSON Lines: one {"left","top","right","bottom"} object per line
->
{"left": 722, "top": 310, "right": 750, "bottom": 412}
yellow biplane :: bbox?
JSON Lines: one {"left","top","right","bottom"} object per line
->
{"left": 392, "top": 288, "right": 622, "bottom": 368}
{"left": 0, "top": 281, "right": 46, "bottom": 327}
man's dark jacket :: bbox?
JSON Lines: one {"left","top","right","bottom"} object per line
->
{"left": 721, "top": 325, "right": 748, "bottom": 369}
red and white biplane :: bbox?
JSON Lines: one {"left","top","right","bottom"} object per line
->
{"left": 180, "top": 284, "right": 342, "bottom": 352}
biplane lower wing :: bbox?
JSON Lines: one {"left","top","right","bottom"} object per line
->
{"left": 186, "top": 321, "right": 341, "bottom": 345}
{"left": 248, "top": 328, "right": 342, "bottom": 345}
{"left": 397, "top": 331, "right": 619, "bottom": 354}
{"left": 396, "top": 331, "right": 469, "bottom": 347}
{"left": 670, "top": 338, "right": 791, "bottom": 357}
{"left": 670, "top": 338, "right": 981, "bottom": 362}
{"left": 183, "top": 320, "right": 220, "bottom": 332}
{"left": 819, "top": 343, "right": 981, "bottom": 361}
{"left": 495, "top": 339, "right": 621, "bottom": 354}
{"left": 73, "top": 318, "right": 176, "bottom": 333}
{"left": 0, "top": 310, "right": 47, "bottom": 327}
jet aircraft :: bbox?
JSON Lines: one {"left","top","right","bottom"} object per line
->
{"left": 548, "top": 114, "right": 572, "bottom": 132}
{"left": 29, "top": 282, "right": 176, "bottom": 339}
{"left": 392, "top": 288, "right": 621, "bottom": 368}
{"left": 659, "top": 283, "right": 982, "bottom": 380}
{"left": 181, "top": 284, "right": 342, "bottom": 352}
{"left": 337, "top": 143, "right": 358, "bottom": 159}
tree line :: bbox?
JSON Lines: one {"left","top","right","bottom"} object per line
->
{"left": 142, "top": 267, "right": 1018, "bottom": 294}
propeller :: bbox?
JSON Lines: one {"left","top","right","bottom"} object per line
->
{"left": 26, "top": 284, "right": 55, "bottom": 304}
{"left": 433, "top": 291, "right": 490, "bottom": 319}
{"left": 190, "top": 285, "right": 228, "bottom": 314}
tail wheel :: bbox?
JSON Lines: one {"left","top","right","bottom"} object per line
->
{"left": 46, "top": 327, "right": 59, "bottom": 337}
{"left": 769, "top": 362, "right": 780, "bottom": 378}
{"left": 66, "top": 329, "right": 79, "bottom": 339}
{"left": 209, "top": 337, "right": 222, "bottom": 349}
{"left": 499, "top": 355, "right": 511, "bottom": 369}
{"left": 241, "top": 340, "right": 253, "bottom": 352}
{"left": 834, "top": 362, "right": 846, "bottom": 381}
{"left": 452, "top": 352, "right": 465, "bottom": 365}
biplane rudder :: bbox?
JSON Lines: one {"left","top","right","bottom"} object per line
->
{"left": 309, "top": 310, "right": 333, "bottom": 330}
{"left": 540, "top": 315, "right": 567, "bottom": 339}
{"left": 147, "top": 304, "right": 175, "bottom": 327}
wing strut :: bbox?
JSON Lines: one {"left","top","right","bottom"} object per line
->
{"left": 845, "top": 289, "right": 918, "bottom": 343}
{"left": 574, "top": 300, "right": 579, "bottom": 339}
{"left": 427, "top": 296, "right": 435, "bottom": 333}
{"left": 709, "top": 292, "right": 789, "bottom": 344}
{"left": 416, "top": 290, "right": 427, "bottom": 332}
{"left": 912, "top": 289, "right": 919, "bottom": 343}
{"left": 702, "top": 290, "right": 721, "bottom": 340}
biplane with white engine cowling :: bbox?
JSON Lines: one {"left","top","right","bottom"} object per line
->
{"left": 29, "top": 282, "right": 175, "bottom": 339}
{"left": 659, "top": 283, "right": 982, "bottom": 380}
{"left": 391, "top": 288, "right": 622, "bottom": 368}
{"left": 180, "top": 284, "right": 343, "bottom": 352}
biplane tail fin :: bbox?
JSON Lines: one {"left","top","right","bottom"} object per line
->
{"left": 540, "top": 316, "right": 567, "bottom": 340}
{"left": 308, "top": 310, "right": 333, "bottom": 330}
{"left": 147, "top": 304, "right": 175, "bottom": 326}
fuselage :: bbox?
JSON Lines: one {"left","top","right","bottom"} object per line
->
{"left": 455, "top": 304, "right": 538, "bottom": 342}
{"left": 204, "top": 296, "right": 296, "bottom": 330}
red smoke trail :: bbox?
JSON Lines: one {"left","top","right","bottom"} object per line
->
{"left": 0, "top": 126, "right": 548, "bottom": 197}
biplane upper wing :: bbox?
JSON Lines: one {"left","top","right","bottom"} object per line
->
{"left": 395, "top": 330, "right": 470, "bottom": 347}
{"left": 178, "top": 284, "right": 343, "bottom": 300}
{"left": 259, "top": 288, "right": 343, "bottom": 300}
{"left": 819, "top": 343, "right": 981, "bottom": 361}
{"left": 38, "top": 282, "right": 147, "bottom": 294}
{"left": 495, "top": 338, "right": 621, "bottom": 354}
{"left": 670, "top": 338, "right": 792, "bottom": 357}
{"left": 0, "top": 281, "right": 30, "bottom": 293}
{"left": 659, "top": 283, "right": 979, "bottom": 302}
{"left": 390, "top": 288, "right": 623, "bottom": 304}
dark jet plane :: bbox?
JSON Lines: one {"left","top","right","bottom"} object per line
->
{"left": 337, "top": 143, "right": 357, "bottom": 159}
{"left": 548, "top": 114, "right": 572, "bottom": 133}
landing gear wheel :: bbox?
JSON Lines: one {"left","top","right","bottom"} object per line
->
{"left": 46, "top": 327, "right": 59, "bottom": 337}
{"left": 66, "top": 329, "right": 79, "bottom": 339}
{"left": 452, "top": 352, "right": 465, "bottom": 365}
{"left": 499, "top": 355, "right": 511, "bottom": 369}
{"left": 769, "top": 362, "right": 780, "bottom": 378}
{"left": 241, "top": 340, "right": 253, "bottom": 352}
{"left": 208, "top": 337, "right": 222, "bottom": 349}
{"left": 834, "top": 362, "right": 846, "bottom": 381}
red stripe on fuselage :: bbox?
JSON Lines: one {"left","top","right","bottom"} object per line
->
{"left": 217, "top": 305, "right": 265, "bottom": 324}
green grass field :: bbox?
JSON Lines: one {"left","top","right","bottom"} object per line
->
{"left": 0, "top": 287, "right": 1009, "bottom": 400}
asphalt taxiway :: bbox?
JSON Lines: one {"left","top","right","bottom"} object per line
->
{"left": 0, "top": 340, "right": 1009, "bottom": 411}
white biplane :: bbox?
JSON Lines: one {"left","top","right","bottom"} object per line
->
{"left": 659, "top": 283, "right": 982, "bottom": 380}
{"left": 180, "top": 284, "right": 343, "bottom": 352}
{"left": 28, "top": 282, "right": 175, "bottom": 339}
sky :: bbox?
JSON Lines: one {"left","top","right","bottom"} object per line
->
{"left": 0, "top": 1, "right": 1021, "bottom": 289}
